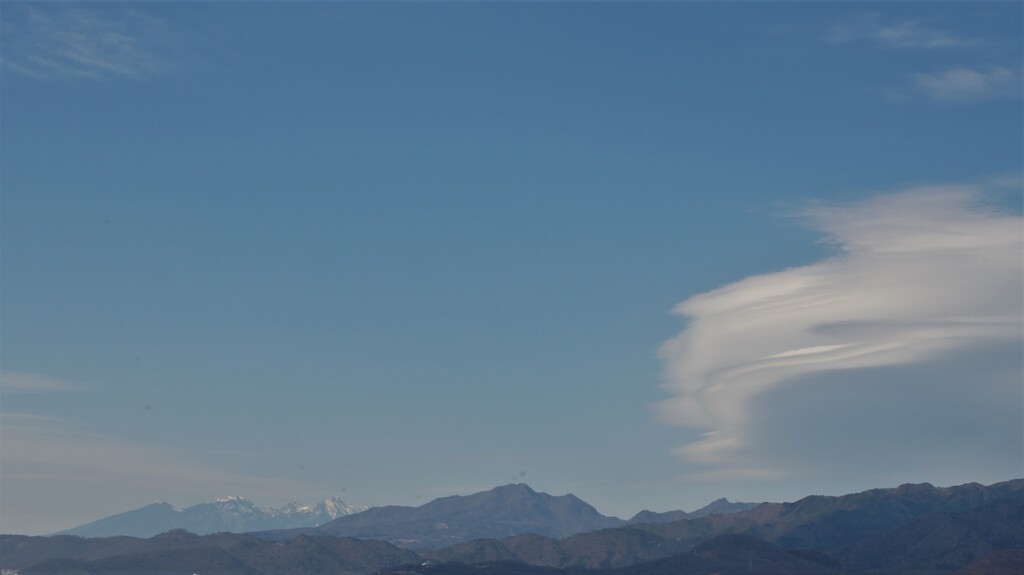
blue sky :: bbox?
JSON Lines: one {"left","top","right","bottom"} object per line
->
{"left": 1, "top": 2, "right": 1021, "bottom": 535}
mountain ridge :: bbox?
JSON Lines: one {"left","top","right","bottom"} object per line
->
{"left": 627, "top": 497, "right": 761, "bottom": 524}
{"left": 8, "top": 479, "right": 1021, "bottom": 575}
{"left": 52, "top": 496, "right": 366, "bottom": 538}
{"left": 259, "top": 483, "right": 624, "bottom": 549}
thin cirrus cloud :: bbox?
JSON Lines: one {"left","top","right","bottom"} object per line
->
{"left": 0, "top": 411, "right": 307, "bottom": 535}
{"left": 1, "top": 5, "right": 179, "bottom": 80}
{"left": 824, "top": 13, "right": 976, "bottom": 49}
{"left": 824, "top": 13, "right": 1021, "bottom": 104}
{"left": 657, "top": 186, "right": 1023, "bottom": 485}
{"left": 912, "top": 66, "right": 1021, "bottom": 102}
{"left": 0, "top": 371, "right": 85, "bottom": 394}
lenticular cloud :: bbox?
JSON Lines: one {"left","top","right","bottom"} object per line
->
{"left": 657, "top": 187, "right": 1023, "bottom": 478}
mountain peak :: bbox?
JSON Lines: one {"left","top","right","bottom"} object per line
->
{"left": 151, "top": 528, "right": 198, "bottom": 539}
{"left": 687, "top": 497, "right": 761, "bottom": 519}
{"left": 895, "top": 482, "right": 936, "bottom": 493}
{"left": 54, "top": 495, "right": 366, "bottom": 538}
{"left": 298, "top": 483, "right": 623, "bottom": 548}
{"left": 493, "top": 483, "right": 537, "bottom": 495}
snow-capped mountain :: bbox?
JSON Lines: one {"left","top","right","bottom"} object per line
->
{"left": 52, "top": 496, "right": 369, "bottom": 538}
{"left": 279, "top": 496, "right": 362, "bottom": 521}
{"left": 260, "top": 484, "right": 625, "bottom": 549}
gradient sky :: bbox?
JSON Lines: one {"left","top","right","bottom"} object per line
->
{"left": 2, "top": 2, "right": 1022, "bottom": 536}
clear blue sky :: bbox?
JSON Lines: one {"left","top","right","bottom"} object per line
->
{"left": 2, "top": 2, "right": 1021, "bottom": 535}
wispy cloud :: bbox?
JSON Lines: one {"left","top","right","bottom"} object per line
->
{"left": 657, "top": 186, "right": 1023, "bottom": 484}
{"left": 825, "top": 14, "right": 976, "bottom": 49}
{"left": 1, "top": 412, "right": 307, "bottom": 535}
{"left": 1, "top": 5, "right": 179, "bottom": 80}
{"left": 0, "top": 372, "right": 85, "bottom": 394}
{"left": 824, "top": 13, "right": 1020, "bottom": 104}
{"left": 912, "top": 66, "right": 1021, "bottom": 102}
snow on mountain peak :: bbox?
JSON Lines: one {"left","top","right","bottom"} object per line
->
{"left": 55, "top": 494, "right": 368, "bottom": 537}
{"left": 280, "top": 501, "right": 313, "bottom": 514}
{"left": 320, "top": 496, "right": 366, "bottom": 519}
{"left": 204, "top": 495, "right": 363, "bottom": 520}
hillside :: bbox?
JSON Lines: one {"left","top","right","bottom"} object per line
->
{"left": 52, "top": 496, "right": 364, "bottom": 538}
{"left": 4, "top": 479, "right": 1022, "bottom": 575}
{"left": 261, "top": 484, "right": 623, "bottom": 549}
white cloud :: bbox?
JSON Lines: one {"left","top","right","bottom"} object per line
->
{"left": 825, "top": 14, "right": 975, "bottom": 49}
{"left": 657, "top": 187, "right": 1023, "bottom": 484}
{"left": 1, "top": 5, "right": 179, "bottom": 80}
{"left": 912, "top": 66, "right": 1021, "bottom": 102}
{"left": 0, "top": 372, "right": 85, "bottom": 394}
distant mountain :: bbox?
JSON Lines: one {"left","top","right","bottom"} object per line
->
{"left": 688, "top": 497, "right": 762, "bottom": 518}
{"left": 611, "top": 534, "right": 841, "bottom": 575}
{"left": 381, "top": 489, "right": 1024, "bottom": 575}
{"left": 7, "top": 479, "right": 1023, "bottom": 575}
{"left": 627, "top": 497, "right": 761, "bottom": 524}
{"left": 53, "top": 496, "right": 366, "bottom": 538}
{"left": 260, "top": 484, "right": 624, "bottom": 549}
{"left": 632, "top": 478, "right": 1024, "bottom": 552}
{"left": 431, "top": 479, "right": 1024, "bottom": 571}
{"left": 626, "top": 509, "right": 688, "bottom": 524}
{"left": 840, "top": 496, "right": 1024, "bottom": 573}
{"left": 429, "top": 528, "right": 677, "bottom": 569}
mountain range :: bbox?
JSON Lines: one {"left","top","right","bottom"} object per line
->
{"left": 257, "top": 484, "right": 624, "bottom": 548}
{"left": 50, "top": 484, "right": 759, "bottom": 546}
{"left": 51, "top": 496, "right": 366, "bottom": 538}
{"left": 626, "top": 497, "right": 759, "bottom": 524}
{"left": 4, "top": 479, "right": 1022, "bottom": 574}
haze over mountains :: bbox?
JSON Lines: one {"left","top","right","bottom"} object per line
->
{"left": 626, "top": 497, "right": 759, "bottom": 524}
{"left": 259, "top": 484, "right": 621, "bottom": 547}
{"left": 50, "top": 484, "right": 757, "bottom": 547}
{"left": 4, "top": 479, "right": 1022, "bottom": 574}
{"left": 52, "top": 496, "right": 366, "bottom": 538}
